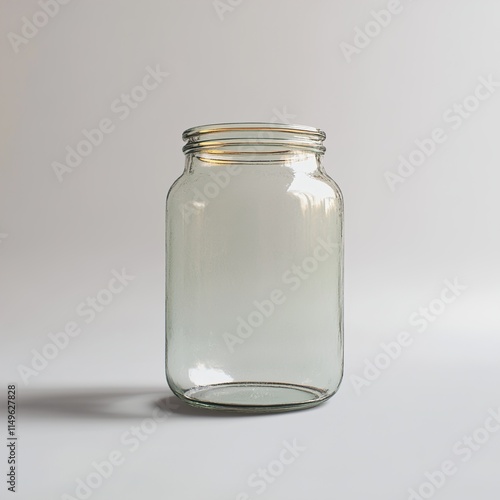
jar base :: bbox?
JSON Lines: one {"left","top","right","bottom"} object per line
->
{"left": 177, "top": 382, "right": 331, "bottom": 413}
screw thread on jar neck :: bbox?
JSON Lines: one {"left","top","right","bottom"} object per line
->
{"left": 182, "top": 122, "right": 326, "bottom": 157}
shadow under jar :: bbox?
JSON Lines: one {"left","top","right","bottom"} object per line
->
{"left": 166, "top": 123, "right": 344, "bottom": 413}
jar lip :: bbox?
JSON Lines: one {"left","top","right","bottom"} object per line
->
{"left": 183, "top": 122, "right": 325, "bottom": 140}
{"left": 182, "top": 122, "right": 326, "bottom": 155}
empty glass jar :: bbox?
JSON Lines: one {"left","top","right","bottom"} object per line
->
{"left": 166, "top": 123, "right": 344, "bottom": 412}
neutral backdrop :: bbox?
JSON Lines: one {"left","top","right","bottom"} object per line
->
{"left": 1, "top": 1, "right": 499, "bottom": 499}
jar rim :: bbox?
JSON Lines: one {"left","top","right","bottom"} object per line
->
{"left": 182, "top": 122, "right": 326, "bottom": 155}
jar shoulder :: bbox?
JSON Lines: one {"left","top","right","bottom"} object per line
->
{"left": 318, "top": 172, "right": 344, "bottom": 205}
{"left": 166, "top": 168, "right": 343, "bottom": 206}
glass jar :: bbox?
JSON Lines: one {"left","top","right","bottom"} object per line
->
{"left": 166, "top": 123, "right": 344, "bottom": 412}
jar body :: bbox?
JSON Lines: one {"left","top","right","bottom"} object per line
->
{"left": 166, "top": 124, "right": 343, "bottom": 412}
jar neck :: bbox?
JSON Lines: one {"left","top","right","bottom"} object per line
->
{"left": 185, "top": 149, "right": 324, "bottom": 174}
{"left": 181, "top": 122, "right": 326, "bottom": 174}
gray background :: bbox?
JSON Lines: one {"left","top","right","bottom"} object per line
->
{"left": 1, "top": 0, "right": 499, "bottom": 499}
